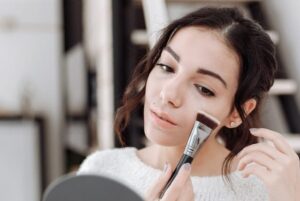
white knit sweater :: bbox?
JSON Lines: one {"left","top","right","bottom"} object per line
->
{"left": 77, "top": 147, "right": 269, "bottom": 201}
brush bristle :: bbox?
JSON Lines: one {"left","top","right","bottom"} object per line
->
{"left": 196, "top": 111, "right": 220, "bottom": 130}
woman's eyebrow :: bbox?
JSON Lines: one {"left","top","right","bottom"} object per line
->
{"left": 197, "top": 68, "right": 227, "bottom": 88}
{"left": 164, "top": 46, "right": 227, "bottom": 88}
{"left": 164, "top": 46, "right": 180, "bottom": 62}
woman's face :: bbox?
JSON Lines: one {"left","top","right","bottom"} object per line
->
{"left": 144, "top": 26, "right": 240, "bottom": 147}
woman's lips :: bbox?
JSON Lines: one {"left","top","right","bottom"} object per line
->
{"left": 150, "top": 110, "right": 178, "bottom": 129}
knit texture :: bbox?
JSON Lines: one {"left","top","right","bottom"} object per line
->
{"left": 77, "top": 147, "right": 269, "bottom": 201}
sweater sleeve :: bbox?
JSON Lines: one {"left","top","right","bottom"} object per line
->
{"left": 234, "top": 173, "right": 269, "bottom": 201}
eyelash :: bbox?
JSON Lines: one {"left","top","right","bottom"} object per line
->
{"left": 156, "top": 62, "right": 215, "bottom": 97}
{"left": 156, "top": 63, "right": 174, "bottom": 73}
{"left": 194, "top": 84, "right": 215, "bottom": 97}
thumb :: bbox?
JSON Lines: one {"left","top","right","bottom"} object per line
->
{"left": 145, "top": 163, "right": 172, "bottom": 201}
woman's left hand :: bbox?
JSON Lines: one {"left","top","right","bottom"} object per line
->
{"left": 236, "top": 128, "right": 300, "bottom": 201}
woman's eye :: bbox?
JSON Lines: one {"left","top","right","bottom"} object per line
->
{"left": 156, "top": 63, "right": 174, "bottom": 73}
{"left": 195, "top": 84, "right": 215, "bottom": 97}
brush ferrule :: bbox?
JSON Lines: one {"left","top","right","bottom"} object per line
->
{"left": 183, "top": 121, "right": 212, "bottom": 157}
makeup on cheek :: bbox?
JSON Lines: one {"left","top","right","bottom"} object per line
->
{"left": 159, "top": 111, "right": 220, "bottom": 198}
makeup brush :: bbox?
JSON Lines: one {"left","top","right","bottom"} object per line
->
{"left": 159, "top": 111, "right": 220, "bottom": 198}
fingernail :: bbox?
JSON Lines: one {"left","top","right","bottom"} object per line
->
{"left": 249, "top": 128, "right": 258, "bottom": 133}
{"left": 183, "top": 163, "right": 191, "bottom": 171}
{"left": 163, "top": 162, "right": 169, "bottom": 173}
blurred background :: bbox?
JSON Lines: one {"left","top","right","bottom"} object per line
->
{"left": 0, "top": 0, "right": 299, "bottom": 201}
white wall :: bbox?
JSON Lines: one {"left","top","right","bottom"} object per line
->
{"left": 0, "top": 121, "right": 41, "bottom": 201}
{"left": 263, "top": 0, "right": 300, "bottom": 104}
{"left": 0, "top": 0, "right": 64, "bottom": 184}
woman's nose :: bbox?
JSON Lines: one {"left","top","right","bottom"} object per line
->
{"left": 159, "top": 77, "right": 184, "bottom": 108}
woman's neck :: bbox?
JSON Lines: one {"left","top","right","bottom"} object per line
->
{"left": 191, "top": 136, "right": 233, "bottom": 176}
{"left": 137, "top": 135, "right": 237, "bottom": 177}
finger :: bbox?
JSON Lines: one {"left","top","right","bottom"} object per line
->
{"left": 162, "top": 163, "right": 192, "bottom": 201}
{"left": 250, "top": 128, "right": 294, "bottom": 155}
{"left": 237, "top": 142, "right": 285, "bottom": 162}
{"left": 145, "top": 163, "right": 172, "bottom": 201}
{"left": 237, "top": 151, "right": 278, "bottom": 171}
{"left": 177, "top": 178, "right": 194, "bottom": 201}
{"left": 241, "top": 162, "right": 271, "bottom": 184}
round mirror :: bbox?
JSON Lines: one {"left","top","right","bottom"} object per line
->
{"left": 43, "top": 174, "right": 143, "bottom": 201}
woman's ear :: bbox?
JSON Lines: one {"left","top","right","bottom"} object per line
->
{"left": 243, "top": 98, "right": 257, "bottom": 116}
{"left": 225, "top": 98, "right": 257, "bottom": 128}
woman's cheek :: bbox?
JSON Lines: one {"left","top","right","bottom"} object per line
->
{"left": 210, "top": 99, "right": 233, "bottom": 126}
{"left": 191, "top": 95, "right": 231, "bottom": 125}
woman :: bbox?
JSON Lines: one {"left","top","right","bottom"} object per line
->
{"left": 78, "top": 7, "right": 300, "bottom": 201}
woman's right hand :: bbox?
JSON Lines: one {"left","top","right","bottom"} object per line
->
{"left": 145, "top": 163, "right": 194, "bottom": 201}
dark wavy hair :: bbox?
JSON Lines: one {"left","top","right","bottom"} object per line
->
{"left": 114, "top": 7, "right": 277, "bottom": 184}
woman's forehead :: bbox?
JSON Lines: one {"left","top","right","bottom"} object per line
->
{"left": 162, "top": 27, "right": 240, "bottom": 89}
{"left": 167, "top": 27, "right": 238, "bottom": 62}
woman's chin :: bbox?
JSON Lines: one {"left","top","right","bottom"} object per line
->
{"left": 145, "top": 132, "right": 182, "bottom": 147}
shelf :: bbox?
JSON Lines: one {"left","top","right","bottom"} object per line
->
{"left": 131, "top": 29, "right": 280, "bottom": 46}
{"left": 283, "top": 134, "right": 300, "bottom": 153}
{"left": 134, "top": 0, "right": 262, "bottom": 4}
{"left": 269, "top": 79, "right": 298, "bottom": 95}
{"left": 131, "top": 29, "right": 148, "bottom": 46}
{"left": 166, "top": 0, "right": 262, "bottom": 2}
